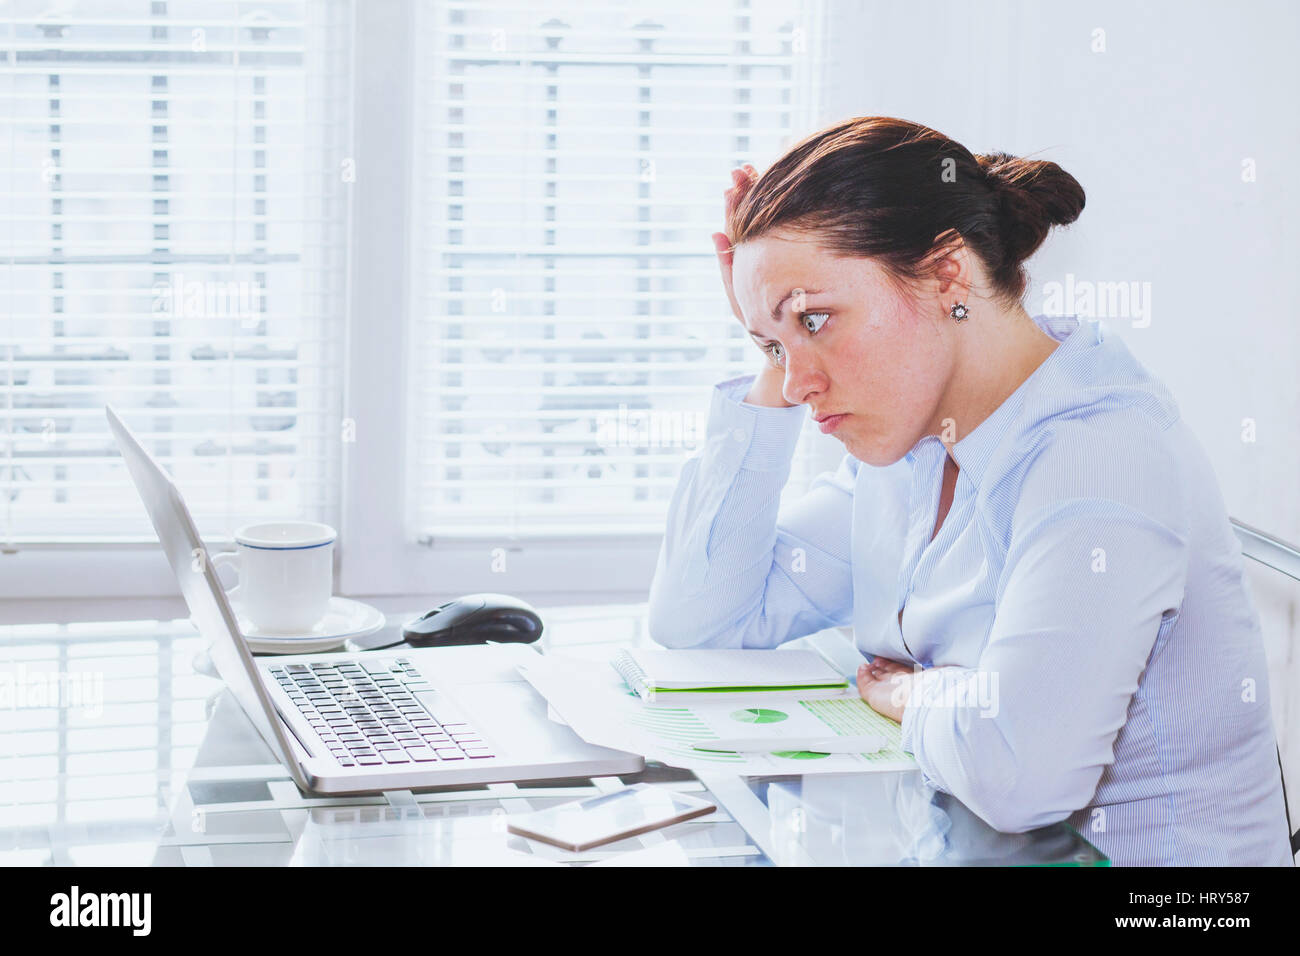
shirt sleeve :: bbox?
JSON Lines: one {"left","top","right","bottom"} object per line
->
{"left": 899, "top": 443, "right": 1191, "bottom": 834}
{"left": 646, "top": 373, "right": 858, "bottom": 649}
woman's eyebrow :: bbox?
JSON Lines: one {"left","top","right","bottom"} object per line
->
{"left": 744, "top": 286, "right": 823, "bottom": 337}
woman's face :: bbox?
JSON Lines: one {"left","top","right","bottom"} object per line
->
{"left": 730, "top": 230, "right": 957, "bottom": 466}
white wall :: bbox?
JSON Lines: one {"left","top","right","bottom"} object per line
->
{"left": 820, "top": 0, "right": 1299, "bottom": 832}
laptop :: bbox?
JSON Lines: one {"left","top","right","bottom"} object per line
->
{"left": 106, "top": 404, "right": 644, "bottom": 795}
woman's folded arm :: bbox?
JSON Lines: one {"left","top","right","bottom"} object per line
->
{"left": 899, "top": 495, "right": 1191, "bottom": 833}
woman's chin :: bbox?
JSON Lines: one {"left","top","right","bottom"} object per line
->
{"left": 840, "top": 432, "right": 905, "bottom": 468}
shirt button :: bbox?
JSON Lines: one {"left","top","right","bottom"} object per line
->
{"left": 731, "top": 428, "right": 746, "bottom": 442}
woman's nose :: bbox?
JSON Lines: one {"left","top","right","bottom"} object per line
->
{"left": 782, "top": 349, "right": 828, "bottom": 406}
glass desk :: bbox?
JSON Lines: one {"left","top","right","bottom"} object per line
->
{"left": 1, "top": 604, "right": 1107, "bottom": 866}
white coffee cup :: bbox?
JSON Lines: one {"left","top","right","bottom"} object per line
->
{"left": 211, "top": 521, "right": 336, "bottom": 634}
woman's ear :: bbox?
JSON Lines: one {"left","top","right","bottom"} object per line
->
{"left": 926, "top": 230, "right": 972, "bottom": 299}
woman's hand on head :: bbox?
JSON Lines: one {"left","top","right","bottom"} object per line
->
{"left": 715, "top": 165, "right": 795, "bottom": 408}
{"left": 713, "top": 164, "right": 757, "bottom": 325}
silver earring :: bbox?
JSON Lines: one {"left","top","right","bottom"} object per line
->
{"left": 949, "top": 301, "right": 969, "bottom": 321}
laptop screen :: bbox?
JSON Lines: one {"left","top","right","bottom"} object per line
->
{"left": 105, "top": 405, "right": 305, "bottom": 785}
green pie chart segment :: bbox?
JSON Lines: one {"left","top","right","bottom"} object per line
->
{"left": 730, "top": 708, "right": 788, "bottom": 724}
{"left": 772, "top": 750, "right": 829, "bottom": 760}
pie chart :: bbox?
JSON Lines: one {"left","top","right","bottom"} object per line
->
{"left": 730, "top": 707, "right": 788, "bottom": 724}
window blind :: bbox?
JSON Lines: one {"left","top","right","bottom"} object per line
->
{"left": 410, "top": 0, "right": 829, "bottom": 540}
{"left": 0, "top": 0, "right": 352, "bottom": 545}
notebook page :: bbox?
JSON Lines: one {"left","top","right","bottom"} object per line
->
{"left": 629, "top": 648, "right": 844, "bottom": 688}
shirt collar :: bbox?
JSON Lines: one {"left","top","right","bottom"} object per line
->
{"left": 905, "top": 313, "right": 1096, "bottom": 487}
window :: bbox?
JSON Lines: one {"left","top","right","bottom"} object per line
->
{"left": 0, "top": 1, "right": 352, "bottom": 545}
{"left": 3, "top": 0, "right": 839, "bottom": 608}
{"left": 408, "top": 0, "right": 830, "bottom": 541}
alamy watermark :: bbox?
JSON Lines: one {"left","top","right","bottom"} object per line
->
{"left": 893, "top": 666, "right": 1000, "bottom": 719}
{"left": 1039, "top": 273, "right": 1152, "bottom": 328}
{"left": 151, "top": 271, "right": 266, "bottom": 325}
{"left": 1, "top": 664, "right": 103, "bottom": 719}
{"left": 50, "top": 886, "right": 151, "bottom": 936}
{"left": 594, "top": 404, "right": 706, "bottom": 449}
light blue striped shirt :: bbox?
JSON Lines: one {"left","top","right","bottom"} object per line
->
{"left": 648, "top": 313, "right": 1293, "bottom": 866}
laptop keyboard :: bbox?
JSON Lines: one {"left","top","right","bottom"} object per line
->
{"left": 269, "top": 657, "right": 495, "bottom": 766}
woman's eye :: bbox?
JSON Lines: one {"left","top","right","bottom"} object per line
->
{"left": 761, "top": 313, "right": 827, "bottom": 365}
{"left": 800, "top": 311, "right": 830, "bottom": 334}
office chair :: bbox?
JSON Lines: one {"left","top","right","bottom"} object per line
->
{"left": 1230, "top": 518, "right": 1300, "bottom": 858}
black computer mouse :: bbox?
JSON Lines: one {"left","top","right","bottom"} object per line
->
{"left": 401, "top": 593, "right": 544, "bottom": 647}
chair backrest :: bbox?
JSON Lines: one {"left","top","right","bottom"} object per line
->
{"left": 1230, "top": 518, "right": 1300, "bottom": 857}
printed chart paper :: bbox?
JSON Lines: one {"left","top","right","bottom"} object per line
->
{"left": 517, "top": 654, "right": 918, "bottom": 775}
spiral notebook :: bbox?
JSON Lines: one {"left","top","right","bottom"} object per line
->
{"left": 610, "top": 648, "right": 850, "bottom": 704}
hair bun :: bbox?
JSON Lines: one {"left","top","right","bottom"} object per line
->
{"left": 725, "top": 116, "right": 1088, "bottom": 305}
{"left": 975, "top": 151, "right": 1086, "bottom": 266}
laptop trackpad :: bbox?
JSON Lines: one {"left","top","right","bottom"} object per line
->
{"left": 414, "top": 683, "right": 626, "bottom": 760}
{"left": 411, "top": 688, "right": 474, "bottom": 726}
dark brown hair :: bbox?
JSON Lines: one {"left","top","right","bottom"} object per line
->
{"left": 726, "top": 116, "right": 1085, "bottom": 305}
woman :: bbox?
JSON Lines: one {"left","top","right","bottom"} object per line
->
{"left": 646, "top": 116, "right": 1293, "bottom": 866}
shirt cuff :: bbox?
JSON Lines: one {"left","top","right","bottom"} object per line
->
{"left": 899, "top": 665, "right": 977, "bottom": 767}
{"left": 710, "top": 374, "right": 808, "bottom": 472}
{"left": 899, "top": 673, "right": 924, "bottom": 758}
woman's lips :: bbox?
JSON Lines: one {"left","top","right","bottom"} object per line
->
{"left": 818, "top": 414, "right": 849, "bottom": 434}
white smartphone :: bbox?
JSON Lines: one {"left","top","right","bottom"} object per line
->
{"left": 506, "top": 783, "right": 717, "bottom": 852}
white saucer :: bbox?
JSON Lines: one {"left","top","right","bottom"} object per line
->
{"left": 231, "top": 596, "right": 386, "bottom": 655}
